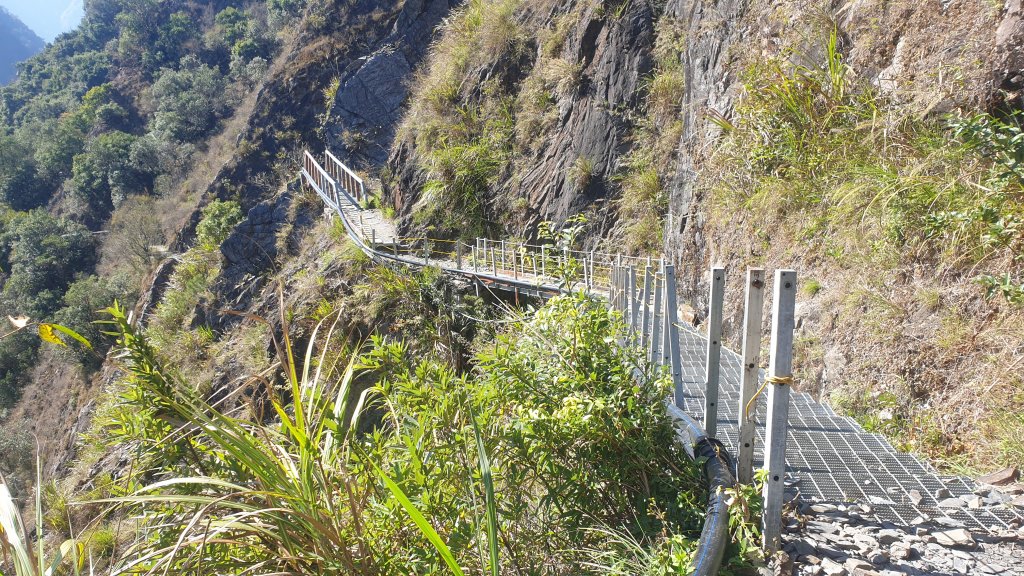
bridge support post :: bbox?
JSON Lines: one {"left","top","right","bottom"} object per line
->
{"left": 762, "top": 269, "right": 797, "bottom": 553}
{"left": 704, "top": 267, "right": 725, "bottom": 438}
{"left": 663, "top": 265, "right": 684, "bottom": 408}
{"left": 491, "top": 246, "right": 497, "bottom": 276}
{"left": 371, "top": 229, "right": 376, "bottom": 249}
{"left": 737, "top": 268, "right": 765, "bottom": 485}
{"left": 392, "top": 237, "right": 397, "bottom": 257}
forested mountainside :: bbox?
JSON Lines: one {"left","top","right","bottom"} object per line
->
{"left": 0, "top": 8, "right": 45, "bottom": 86}
{"left": 0, "top": 0, "right": 1021, "bottom": 572}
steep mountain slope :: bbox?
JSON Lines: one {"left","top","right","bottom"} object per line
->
{"left": 0, "top": 7, "right": 44, "bottom": 85}
{"left": 380, "top": 0, "right": 1024, "bottom": 472}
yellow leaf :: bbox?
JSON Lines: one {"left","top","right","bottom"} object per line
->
{"left": 38, "top": 324, "right": 66, "bottom": 347}
{"left": 7, "top": 315, "right": 29, "bottom": 329}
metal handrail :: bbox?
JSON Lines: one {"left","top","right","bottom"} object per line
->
{"left": 299, "top": 149, "right": 736, "bottom": 573}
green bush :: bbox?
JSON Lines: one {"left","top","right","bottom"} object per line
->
{"left": 195, "top": 199, "right": 244, "bottom": 249}
{"left": 150, "top": 57, "right": 231, "bottom": 142}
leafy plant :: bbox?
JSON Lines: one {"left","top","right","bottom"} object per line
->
{"left": 951, "top": 111, "right": 1024, "bottom": 185}
{"left": 194, "top": 199, "right": 244, "bottom": 249}
{"left": 975, "top": 272, "right": 1024, "bottom": 306}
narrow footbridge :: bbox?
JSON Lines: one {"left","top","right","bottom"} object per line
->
{"left": 300, "top": 150, "right": 1023, "bottom": 549}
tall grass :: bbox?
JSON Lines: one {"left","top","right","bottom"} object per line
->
{"left": 712, "top": 29, "right": 1023, "bottom": 266}
{"left": 1, "top": 460, "right": 82, "bottom": 576}
{"left": 94, "top": 296, "right": 387, "bottom": 574}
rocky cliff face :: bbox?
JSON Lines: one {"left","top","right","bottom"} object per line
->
{"left": 325, "top": 0, "right": 457, "bottom": 167}
{"left": 382, "top": 0, "right": 662, "bottom": 240}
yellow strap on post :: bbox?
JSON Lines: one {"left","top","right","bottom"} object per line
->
{"left": 744, "top": 374, "right": 793, "bottom": 422}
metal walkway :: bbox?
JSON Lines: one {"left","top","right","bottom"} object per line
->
{"left": 675, "top": 327, "right": 1024, "bottom": 534}
{"left": 299, "top": 149, "right": 1024, "bottom": 537}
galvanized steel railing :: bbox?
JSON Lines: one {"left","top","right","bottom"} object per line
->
{"left": 297, "top": 149, "right": 803, "bottom": 570}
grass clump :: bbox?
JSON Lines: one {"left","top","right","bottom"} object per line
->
{"left": 414, "top": 99, "right": 514, "bottom": 237}
{"left": 711, "top": 30, "right": 1024, "bottom": 471}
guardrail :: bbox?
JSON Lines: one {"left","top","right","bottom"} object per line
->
{"left": 299, "top": 149, "right": 798, "bottom": 565}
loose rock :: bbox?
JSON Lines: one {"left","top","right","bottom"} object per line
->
{"left": 979, "top": 467, "right": 1019, "bottom": 486}
{"left": 933, "top": 528, "right": 976, "bottom": 548}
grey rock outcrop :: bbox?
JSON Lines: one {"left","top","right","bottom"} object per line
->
{"left": 326, "top": 0, "right": 457, "bottom": 166}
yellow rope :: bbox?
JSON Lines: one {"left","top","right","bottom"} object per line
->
{"left": 744, "top": 374, "right": 794, "bottom": 422}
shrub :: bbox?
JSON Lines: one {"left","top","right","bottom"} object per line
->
{"left": 194, "top": 199, "right": 244, "bottom": 249}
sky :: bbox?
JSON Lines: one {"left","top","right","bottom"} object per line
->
{"left": 1, "top": 0, "right": 83, "bottom": 42}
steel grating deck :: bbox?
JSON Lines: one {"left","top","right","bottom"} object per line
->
{"left": 673, "top": 323, "right": 1024, "bottom": 533}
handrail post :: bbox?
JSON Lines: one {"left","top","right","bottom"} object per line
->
{"left": 541, "top": 245, "right": 547, "bottom": 280}
{"left": 648, "top": 272, "right": 663, "bottom": 364}
{"left": 491, "top": 246, "right": 497, "bottom": 276}
{"left": 588, "top": 250, "right": 595, "bottom": 291}
{"left": 501, "top": 240, "right": 506, "bottom": 274}
{"left": 763, "top": 270, "right": 797, "bottom": 553}
{"left": 512, "top": 248, "right": 519, "bottom": 280}
{"left": 456, "top": 241, "right": 463, "bottom": 269}
{"left": 738, "top": 268, "right": 765, "bottom": 484}
{"left": 628, "top": 267, "right": 639, "bottom": 333}
{"left": 423, "top": 242, "right": 429, "bottom": 265}
{"left": 640, "top": 266, "right": 652, "bottom": 349}
{"left": 663, "top": 265, "right": 684, "bottom": 407}
{"left": 392, "top": 237, "right": 397, "bottom": 257}
{"left": 704, "top": 266, "right": 725, "bottom": 438}
{"left": 371, "top": 229, "right": 376, "bottom": 249}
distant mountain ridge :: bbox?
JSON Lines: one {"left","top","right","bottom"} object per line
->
{"left": 0, "top": 7, "right": 45, "bottom": 85}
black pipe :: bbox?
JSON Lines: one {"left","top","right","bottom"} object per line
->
{"left": 665, "top": 403, "right": 736, "bottom": 576}
{"left": 690, "top": 437, "right": 735, "bottom": 576}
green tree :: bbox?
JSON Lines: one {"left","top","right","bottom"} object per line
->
{"left": 33, "top": 114, "right": 88, "bottom": 185}
{"left": 155, "top": 11, "right": 199, "bottom": 65}
{"left": 214, "top": 7, "right": 249, "bottom": 47}
{"left": 54, "top": 273, "right": 135, "bottom": 368}
{"left": 71, "top": 130, "right": 152, "bottom": 223}
{"left": 2, "top": 210, "right": 98, "bottom": 317}
{"left": 0, "top": 134, "right": 47, "bottom": 210}
{"left": 150, "top": 58, "right": 230, "bottom": 142}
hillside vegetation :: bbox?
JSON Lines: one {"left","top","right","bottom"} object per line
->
{"left": 1, "top": 0, "right": 1023, "bottom": 573}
